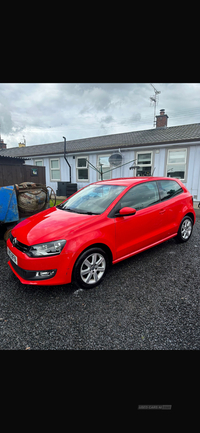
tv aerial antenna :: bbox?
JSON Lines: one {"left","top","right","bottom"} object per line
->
{"left": 150, "top": 83, "right": 161, "bottom": 127}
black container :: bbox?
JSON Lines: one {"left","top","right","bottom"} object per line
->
{"left": 56, "top": 182, "right": 77, "bottom": 197}
{"left": 66, "top": 183, "right": 77, "bottom": 198}
{"left": 56, "top": 181, "right": 68, "bottom": 196}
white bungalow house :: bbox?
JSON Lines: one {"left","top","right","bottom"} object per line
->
{"left": 1, "top": 109, "right": 200, "bottom": 205}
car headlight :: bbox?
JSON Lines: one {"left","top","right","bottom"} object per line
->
{"left": 27, "top": 240, "right": 66, "bottom": 258}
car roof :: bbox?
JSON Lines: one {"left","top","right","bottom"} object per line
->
{"left": 95, "top": 176, "right": 176, "bottom": 187}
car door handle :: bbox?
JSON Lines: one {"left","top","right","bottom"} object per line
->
{"left": 159, "top": 209, "right": 166, "bottom": 214}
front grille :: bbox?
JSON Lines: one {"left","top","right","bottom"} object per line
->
{"left": 10, "top": 234, "right": 30, "bottom": 255}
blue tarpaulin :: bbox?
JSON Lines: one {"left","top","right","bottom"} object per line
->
{"left": 0, "top": 185, "right": 19, "bottom": 223}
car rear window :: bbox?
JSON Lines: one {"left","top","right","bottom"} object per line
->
{"left": 157, "top": 180, "right": 183, "bottom": 201}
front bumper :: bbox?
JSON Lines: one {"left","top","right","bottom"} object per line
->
{"left": 8, "top": 260, "right": 57, "bottom": 280}
{"left": 7, "top": 238, "right": 72, "bottom": 286}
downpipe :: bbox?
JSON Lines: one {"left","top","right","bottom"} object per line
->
{"left": 63, "top": 136, "right": 72, "bottom": 183}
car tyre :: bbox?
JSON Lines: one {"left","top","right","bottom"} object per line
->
{"left": 175, "top": 215, "right": 193, "bottom": 243}
{"left": 73, "top": 247, "right": 108, "bottom": 289}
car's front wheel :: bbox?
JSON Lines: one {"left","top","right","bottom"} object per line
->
{"left": 73, "top": 247, "right": 108, "bottom": 289}
{"left": 176, "top": 215, "right": 193, "bottom": 243}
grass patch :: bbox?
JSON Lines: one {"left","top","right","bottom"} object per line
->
{"left": 50, "top": 199, "right": 65, "bottom": 207}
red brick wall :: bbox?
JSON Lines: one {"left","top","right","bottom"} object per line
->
{"left": 156, "top": 111, "right": 168, "bottom": 128}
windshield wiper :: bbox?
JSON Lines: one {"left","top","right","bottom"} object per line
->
{"left": 61, "top": 207, "right": 80, "bottom": 213}
{"left": 72, "top": 209, "right": 100, "bottom": 215}
{"left": 59, "top": 207, "right": 99, "bottom": 215}
{"left": 56, "top": 203, "right": 100, "bottom": 215}
{"left": 80, "top": 211, "right": 100, "bottom": 215}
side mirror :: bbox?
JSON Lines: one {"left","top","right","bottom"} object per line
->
{"left": 117, "top": 207, "right": 136, "bottom": 217}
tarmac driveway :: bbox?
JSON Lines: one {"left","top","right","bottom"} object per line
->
{"left": 0, "top": 211, "right": 199, "bottom": 350}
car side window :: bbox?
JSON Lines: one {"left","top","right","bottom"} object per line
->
{"left": 119, "top": 181, "right": 160, "bottom": 211}
{"left": 157, "top": 180, "right": 183, "bottom": 201}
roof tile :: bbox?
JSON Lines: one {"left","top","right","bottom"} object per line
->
{"left": 1, "top": 123, "right": 200, "bottom": 158}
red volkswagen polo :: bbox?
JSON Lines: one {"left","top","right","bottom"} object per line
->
{"left": 7, "top": 177, "right": 196, "bottom": 289}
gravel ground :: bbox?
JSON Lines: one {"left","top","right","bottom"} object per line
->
{"left": 0, "top": 211, "right": 199, "bottom": 350}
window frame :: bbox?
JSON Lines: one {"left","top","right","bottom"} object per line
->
{"left": 50, "top": 158, "right": 61, "bottom": 182}
{"left": 97, "top": 154, "right": 111, "bottom": 181}
{"left": 166, "top": 148, "right": 187, "bottom": 181}
{"left": 109, "top": 178, "right": 185, "bottom": 218}
{"left": 76, "top": 156, "right": 89, "bottom": 182}
{"left": 157, "top": 179, "right": 183, "bottom": 202}
{"left": 136, "top": 151, "right": 153, "bottom": 176}
{"left": 34, "top": 159, "right": 43, "bottom": 166}
{"left": 116, "top": 181, "right": 160, "bottom": 212}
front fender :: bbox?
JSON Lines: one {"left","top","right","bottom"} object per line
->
{"left": 65, "top": 219, "right": 116, "bottom": 280}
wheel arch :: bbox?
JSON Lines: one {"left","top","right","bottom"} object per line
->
{"left": 71, "top": 243, "right": 113, "bottom": 288}
{"left": 184, "top": 212, "right": 195, "bottom": 224}
{"left": 76, "top": 242, "right": 113, "bottom": 266}
{"left": 71, "top": 242, "right": 113, "bottom": 281}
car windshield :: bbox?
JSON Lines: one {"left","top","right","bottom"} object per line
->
{"left": 57, "top": 184, "right": 126, "bottom": 214}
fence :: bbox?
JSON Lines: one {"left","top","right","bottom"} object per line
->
{"left": 0, "top": 164, "right": 46, "bottom": 186}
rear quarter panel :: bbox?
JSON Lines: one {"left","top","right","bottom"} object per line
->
{"left": 168, "top": 191, "right": 196, "bottom": 232}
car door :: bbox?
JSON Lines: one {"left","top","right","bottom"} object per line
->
{"left": 113, "top": 181, "right": 165, "bottom": 260}
{"left": 157, "top": 179, "right": 185, "bottom": 236}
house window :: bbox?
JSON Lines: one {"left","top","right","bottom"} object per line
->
{"left": 76, "top": 157, "right": 89, "bottom": 181}
{"left": 50, "top": 158, "right": 61, "bottom": 181}
{"left": 34, "top": 159, "right": 43, "bottom": 166}
{"left": 97, "top": 155, "right": 111, "bottom": 180}
{"left": 166, "top": 149, "right": 187, "bottom": 181}
{"left": 136, "top": 152, "right": 153, "bottom": 176}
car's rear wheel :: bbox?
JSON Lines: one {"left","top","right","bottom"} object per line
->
{"left": 73, "top": 247, "right": 108, "bottom": 289}
{"left": 176, "top": 216, "right": 193, "bottom": 243}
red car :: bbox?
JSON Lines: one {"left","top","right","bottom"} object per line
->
{"left": 7, "top": 177, "right": 196, "bottom": 290}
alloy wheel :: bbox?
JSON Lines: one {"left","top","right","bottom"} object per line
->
{"left": 80, "top": 253, "right": 106, "bottom": 285}
{"left": 181, "top": 218, "right": 192, "bottom": 240}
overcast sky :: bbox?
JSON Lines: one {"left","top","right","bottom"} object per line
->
{"left": 1, "top": 83, "right": 200, "bottom": 149}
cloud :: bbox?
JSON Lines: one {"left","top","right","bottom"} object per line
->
{"left": 0, "top": 102, "right": 24, "bottom": 135}
{"left": 79, "top": 86, "right": 111, "bottom": 114}
{"left": 120, "top": 113, "right": 141, "bottom": 125}
{"left": 0, "top": 104, "right": 13, "bottom": 134}
{"left": 101, "top": 115, "right": 114, "bottom": 124}
{"left": 1, "top": 83, "right": 200, "bottom": 149}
